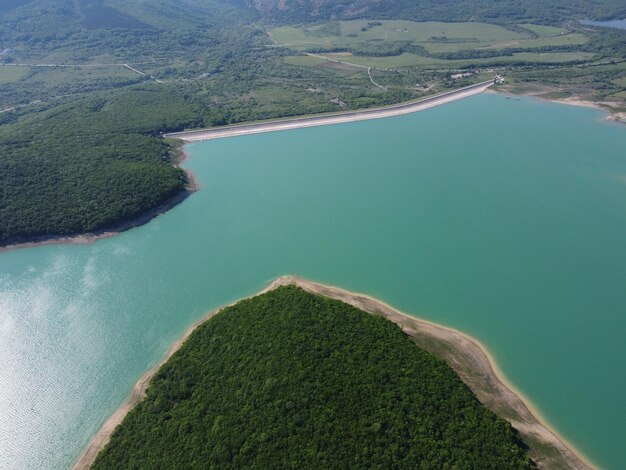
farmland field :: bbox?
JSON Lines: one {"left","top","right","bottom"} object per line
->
{"left": 0, "top": 65, "right": 144, "bottom": 108}
{"left": 270, "top": 20, "right": 589, "bottom": 54}
{"left": 0, "top": 65, "right": 29, "bottom": 84}
{"left": 298, "top": 51, "right": 594, "bottom": 70}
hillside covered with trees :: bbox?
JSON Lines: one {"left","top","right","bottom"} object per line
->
{"left": 249, "top": 0, "right": 626, "bottom": 25}
{"left": 93, "top": 286, "right": 534, "bottom": 469}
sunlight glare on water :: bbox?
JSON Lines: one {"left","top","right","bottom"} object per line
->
{"left": 1, "top": 94, "right": 625, "bottom": 469}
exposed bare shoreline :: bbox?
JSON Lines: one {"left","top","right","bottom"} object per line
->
{"left": 486, "top": 86, "right": 626, "bottom": 124}
{"left": 546, "top": 98, "right": 625, "bottom": 123}
{"left": 73, "top": 275, "right": 595, "bottom": 470}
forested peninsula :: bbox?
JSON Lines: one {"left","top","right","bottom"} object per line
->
{"left": 90, "top": 285, "right": 534, "bottom": 469}
{"left": 1, "top": 0, "right": 625, "bottom": 246}
{"left": 79, "top": 278, "right": 592, "bottom": 470}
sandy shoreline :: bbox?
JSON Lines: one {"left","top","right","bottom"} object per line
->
{"left": 548, "top": 98, "right": 625, "bottom": 123}
{"left": 486, "top": 87, "right": 625, "bottom": 124}
{"left": 73, "top": 275, "right": 595, "bottom": 470}
{"left": 72, "top": 302, "right": 222, "bottom": 470}
{"left": 165, "top": 80, "right": 494, "bottom": 142}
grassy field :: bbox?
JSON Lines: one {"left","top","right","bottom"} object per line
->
{"left": 0, "top": 65, "right": 30, "bottom": 84}
{"left": 343, "top": 20, "right": 525, "bottom": 43}
{"left": 481, "top": 34, "right": 587, "bottom": 49}
{"left": 303, "top": 51, "right": 595, "bottom": 70}
{"left": 272, "top": 21, "right": 524, "bottom": 48}
{"left": 613, "top": 76, "right": 626, "bottom": 88}
{"left": 517, "top": 24, "right": 559, "bottom": 35}
{"left": 0, "top": 64, "right": 144, "bottom": 107}
{"left": 271, "top": 20, "right": 589, "bottom": 55}
{"left": 310, "top": 52, "right": 446, "bottom": 69}
{"left": 27, "top": 65, "right": 140, "bottom": 83}
{"left": 283, "top": 55, "right": 330, "bottom": 67}
{"left": 509, "top": 51, "right": 594, "bottom": 62}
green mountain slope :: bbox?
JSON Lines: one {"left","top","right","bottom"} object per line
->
{"left": 0, "top": 0, "right": 266, "bottom": 244}
{"left": 93, "top": 286, "right": 534, "bottom": 469}
{"left": 248, "top": 0, "right": 626, "bottom": 24}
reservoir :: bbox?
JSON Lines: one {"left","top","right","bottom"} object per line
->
{"left": 580, "top": 19, "right": 626, "bottom": 30}
{"left": 1, "top": 93, "right": 625, "bottom": 469}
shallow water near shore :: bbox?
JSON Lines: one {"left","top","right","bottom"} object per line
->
{"left": 580, "top": 18, "right": 626, "bottom": 30}
{"left": 1, "top": 93, "right": 625, "bottom": 469}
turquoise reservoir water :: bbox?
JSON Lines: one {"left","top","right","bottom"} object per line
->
{"left": 581, "top": 19, "right": 626, "bottom": 30}
{"left": 1, "top": 94, "right": 625, "bottom": 469}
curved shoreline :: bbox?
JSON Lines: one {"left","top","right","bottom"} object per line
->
{"left": 1, "top": 81, "right": 491, "bottom": 253}
{"left": 73, "top": 275, "right": 596, "bottom": 470}
{"left": 0, "top": 187, "right": 194, "bottom": 253}
{"left": 0, "top": 163, "right": 198, "bottom": 253}
{"left": 485, "top": 87, "right": 625, "bottom": 125}
{"left": 2, "top": 81, "right": 621, "bottom": 253}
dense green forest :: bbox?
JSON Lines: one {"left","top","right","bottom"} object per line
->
{"left": 93, "top": 286, "right": 535, "bottom": 469}
{"left": 0, "top": 0, "right": 624, "bottom": 244}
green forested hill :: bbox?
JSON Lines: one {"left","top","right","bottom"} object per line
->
{"left": 248, "top": 0, "right": 626, "bottom": 25}
{"left": 0, "top": 0, "right": 267, "bottom": 244}
{"left": 93, "top": 286, "right": 534, "bottom": 469}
